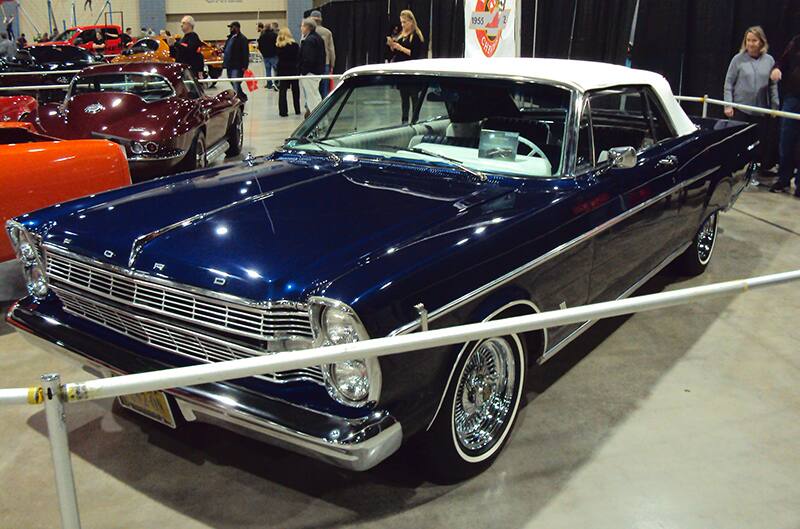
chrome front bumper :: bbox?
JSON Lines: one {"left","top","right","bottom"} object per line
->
{"left": 9, "top": 305, "right": 403, "bottom": 472}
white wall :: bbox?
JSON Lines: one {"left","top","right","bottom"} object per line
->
{"left": 17, "top": 0, "right": 140, "bottom": 39}
{"left": 165, "top": 0, "right": 286, "bottom": 41}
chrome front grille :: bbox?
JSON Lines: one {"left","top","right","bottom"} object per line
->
{"left": 44, "top": 248, "right": 314, "bottom": 342}
{"left": 55, "top": 287, "right": 324, "bottom": 385}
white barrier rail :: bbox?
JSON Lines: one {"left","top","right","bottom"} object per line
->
{"left": 675, "top": 94, "right": 798, "bottom": 120}
{"left": 0, "top": 268, "right": 799, "bottom": 529}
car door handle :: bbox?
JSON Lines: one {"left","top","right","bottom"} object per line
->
{"left": 657, "top": 155, "right": 678, "bottom": 168}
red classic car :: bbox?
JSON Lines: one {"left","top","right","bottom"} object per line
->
{"left": 1, "top": 62, "right": 244, "bottom": 181}
{"left": 0, "top": 121, "right": 131, "bottom": 299}
{"left": 0, "top": 95, "right": 37, "bottom": 122}
{"left": 45, "top": 24, "right": 126, "bottom": 55}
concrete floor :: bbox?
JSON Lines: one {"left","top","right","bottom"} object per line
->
{"left": 1, "top": 84, "right": 800, "bottom": 528}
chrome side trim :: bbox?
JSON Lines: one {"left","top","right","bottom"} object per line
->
{"left": 537, "top": 240, "right": 692, "bottom": 364}
{"left": 205, "top": 139, "right": 230, "bottom": 164}
{"left": 389, "top": 168, "right": 713, "bottom": 337}
{"left": 425, "top": 299, "right": 544, "bottom": 432}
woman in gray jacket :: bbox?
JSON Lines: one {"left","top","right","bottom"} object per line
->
{"left": 724, "top": 26, "right": 779, "bottom": 180}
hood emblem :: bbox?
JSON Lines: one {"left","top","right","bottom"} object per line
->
{"left": 84, "top": 103, "right": 105, "bottom": 114}
{"left": 213, "top": 277, "right": 226, "bottom": 286}
{"left": 103, "top": 250, "right": 115, "bottom": 258}
{"left": 153, "top": 263, "right": 165, "bottom": 271}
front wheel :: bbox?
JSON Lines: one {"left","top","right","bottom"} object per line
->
{"left": 675, "top": 211, "right": 718, "bottom": 276}
{"left": 421, "top": 335, "right": 526, "bottom": 483}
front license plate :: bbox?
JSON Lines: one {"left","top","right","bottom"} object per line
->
{"left": 118, "top": 390, "right": 177, "bottom": 429}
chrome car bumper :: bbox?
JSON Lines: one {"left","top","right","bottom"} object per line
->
{"left": 8, "top": 304, "right": 403, "bottom": 471}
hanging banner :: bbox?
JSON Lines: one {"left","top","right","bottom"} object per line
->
{"left": 465, "top": 0, "right": 517, "bottom": 58}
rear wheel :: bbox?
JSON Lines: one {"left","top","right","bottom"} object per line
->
{"left": 675, "top": 211, "right": 718, "bottom": 276}
{"left": 421, "top": 335, "right": 526, "bottom": 483}
{"left": 226, "top": 111, "right": 243, "bottom": 156}
{"left": 179, "top": 131, "right": 207, "bottom": 172}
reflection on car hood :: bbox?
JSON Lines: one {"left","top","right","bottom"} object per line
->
{"left": 35, "top": 156, "right": 516, "bottom": 302}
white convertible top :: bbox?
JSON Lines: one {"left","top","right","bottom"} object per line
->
{"left": 345, "top": 58, "right": 697, "bottom": 137}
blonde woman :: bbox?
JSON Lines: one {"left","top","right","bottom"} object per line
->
{"left": 386, "top": 9, "right": 426, "bottom": 62}
{"left": 723, "top": 26, "right": 779, "bottom": 182}
{"left": 386, "top": 10, "right": 426, "bottom": 122}
{"left": 276, "top": 27, "right": 301, "bottom": 116}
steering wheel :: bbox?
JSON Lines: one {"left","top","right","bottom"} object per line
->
{"left": 518, "top": 135, "right": 547, "bottom": 159}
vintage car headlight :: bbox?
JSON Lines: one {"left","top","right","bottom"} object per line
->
{"left": 6, "top": 220, "right": 48, "bottom": 300}
{"left": 311, "top": 298, "right": 381, "bottom": 407}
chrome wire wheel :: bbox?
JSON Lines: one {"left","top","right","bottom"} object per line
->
{"left": 453, "top": 337, "right": 517, "bottom": 457}
{"left": 697, "top": 212, "right": 718, "bottom": 265}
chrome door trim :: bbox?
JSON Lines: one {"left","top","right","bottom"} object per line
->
{"left": 389, "top": 169, "right": 713, "bottom": 338}
{"left": 537, "top": 240, "right": 692, "bottom": 364}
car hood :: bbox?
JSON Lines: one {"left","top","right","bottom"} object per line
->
{"left": 37, "top": 93, "right": 189, "bottom": 141}
{"left": 39, "top": 157, "right": 516, "bottom": 301}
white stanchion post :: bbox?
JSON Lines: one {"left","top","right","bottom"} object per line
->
{"left": 702, "top": 94, "right": 708, "bottom": 118}
{"left": 41, "top": 373, "right": 81, "bottom": 529}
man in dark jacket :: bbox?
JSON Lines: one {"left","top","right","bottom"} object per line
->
{"left": 223, "top": 21, "right": 250, "bottom": 102}
{"left": 299, "top": 18, "right": 325, "bottom": 115}
{"left": 175, "top": 16, "right": 204, "bottom": 78}
{"left": 257, "top": 22, "right": 278, "bottom": 90}
{"left": 770, "top": 34, "right": 800, "bottom": 196}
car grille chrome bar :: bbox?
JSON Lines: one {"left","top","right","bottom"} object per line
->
{"left": 43, "top": 247, "right": 314, "bottom": 342}
{"left": 55, "top": 287, "right": 324, "bottom": 386}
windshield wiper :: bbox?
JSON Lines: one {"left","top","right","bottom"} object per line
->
{"left": 406, "top": 146, "right": 486, "bottom": 182}
{"left": 284, "top": 136, "right": 341, "bottom": 165}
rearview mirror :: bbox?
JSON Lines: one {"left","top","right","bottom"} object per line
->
{"left": 607, "top": 146, "right": 637, "bottom": 169}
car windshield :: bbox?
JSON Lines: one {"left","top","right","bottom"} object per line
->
{"left": 69, "top": 72, "right": 174, "bottom": 102}
{"left": 123, "top": 38, "right": 160, "bottom": 55}
{"left": 288, "top": 75, "right": 574, "bottom": 178}
{"left": 54, "top": 29, "right": 78, "bottom": 42}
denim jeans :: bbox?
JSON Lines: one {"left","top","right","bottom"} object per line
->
{"left": 319, "top": 64, "right": 332, "bottom": 98}
{"left": 777, "top": 96, "right": 800, "bottom": 185}
{"left": 262, "top": 55, "right": 278, "bottom": 87}
{"left": 226, "top": 68, "right": 246, "bottom": 100}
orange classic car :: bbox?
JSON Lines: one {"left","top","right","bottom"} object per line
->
{"left": 0, "top": 116, "right": 131, "bottom": 299}
{"left": 113, "top": 36, "right": 223, "bottom": 79}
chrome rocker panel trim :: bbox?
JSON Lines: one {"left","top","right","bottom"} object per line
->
{"left": 13, "top": 319, "right": 403, "bottom": 472}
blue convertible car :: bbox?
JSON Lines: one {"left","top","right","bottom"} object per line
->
{"left": 7, "top": 59, "right": 754, "bottom": 481}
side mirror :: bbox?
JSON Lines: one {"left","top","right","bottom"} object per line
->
{"left": 607, "top": 146, "right": 637, "bottom": 169}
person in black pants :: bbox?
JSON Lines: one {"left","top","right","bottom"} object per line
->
{"left": 770, "top": 33, "right": 800, "bottom": 196}
{"left": 386, "top": 10, "right": 427, "bottom": 123}
{"left": 223, "top": 21, "right": 250, "bottom": 102}
{"left": 276, "top": 27, "right": 300, "bottom": 117}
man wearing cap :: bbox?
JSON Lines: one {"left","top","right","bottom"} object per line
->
{"left": 224, "top": 21, "right": 250, "bottom": 102}
{"left": 309, "top": 10, "right": 335, "bottom": 98}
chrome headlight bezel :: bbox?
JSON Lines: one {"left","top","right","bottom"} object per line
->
{"left": 5, "top": 220, "right": 48, "bottom": 300}
{"left": 310, "top": 297, "right": 381, "bottom": 407}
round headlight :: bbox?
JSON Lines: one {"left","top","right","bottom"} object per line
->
{"left": 323, "top": 307, "right": 361, "bottom": 345}
{"left": 145, "top": 141, "right": 159, "bottom": 153}
{"left": 130, "top": 142, "right": 144, "bottom": 155}
{"left": 6, "top": 221, "right": 48, "bottom": 300}
{"left": 328, "top": 360, "right": 370, "bottom": 402}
